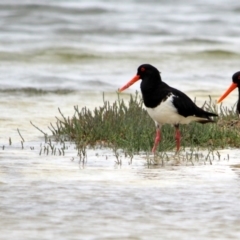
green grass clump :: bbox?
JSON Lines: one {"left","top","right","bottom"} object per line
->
{"left": 49, "top": 92, "right": 240, "bottom": 155}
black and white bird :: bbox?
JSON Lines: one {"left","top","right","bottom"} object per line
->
{"left": 218, "top": 71, "right": 240, "bottom": 116}
{"left": 119, "top": 64, "right": 218, "bottom": 152}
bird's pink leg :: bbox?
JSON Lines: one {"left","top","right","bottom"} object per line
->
{"left": 175, "top": 125, "right": 181, "bottom": 152}
{"left": 152, "top": 126, "right": 161, "bottom": 153}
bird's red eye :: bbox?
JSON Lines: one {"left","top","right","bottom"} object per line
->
{"left": 141, "top": 67, "right": 145, "bottom": 72}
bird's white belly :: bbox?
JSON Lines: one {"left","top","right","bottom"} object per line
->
{"left": 146, "top": 95, "right": 201, "bottom": 125}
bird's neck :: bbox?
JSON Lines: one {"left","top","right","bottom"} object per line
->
{"left": 140, "top": 76, "right": 170, "bottom": 108}
{"left": 237, "top": 87, "right": 240, "bottom": 116}
{"left": 140, "top": 74, "right": 162, "bottom": 92}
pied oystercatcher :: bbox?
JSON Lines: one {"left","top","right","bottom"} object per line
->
{"left": 119, "top": 64, "right": 218, "bottom": 152}
{"left": 218, "top": 71, "right": 240, "bottom": 116}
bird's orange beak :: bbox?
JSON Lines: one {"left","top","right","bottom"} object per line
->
{"left": 217, "top": 83, "right": 238, "bottom": 103}
{"left": 118, "top": 75, "right": 140, "bottom": 92}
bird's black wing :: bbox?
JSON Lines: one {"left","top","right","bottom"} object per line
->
{"left": 170, "top": 87, "right": 217, "bottom": 118}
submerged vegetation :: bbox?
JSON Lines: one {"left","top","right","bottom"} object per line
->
{"left": 46, "top": 92, "right": 240, "bottom": 162}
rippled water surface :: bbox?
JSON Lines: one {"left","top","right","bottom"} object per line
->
{"left": 1, "top": 144, "right": 240, "bottom": 240}
{"left": 1, "top": 0, "right": 240, "bottom": 239}
{"left": 1, "top": 0, "right": 240, "bottom": 94}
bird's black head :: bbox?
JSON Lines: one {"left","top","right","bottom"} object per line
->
{"left": 218, "top": 71, "right": 240, "bottom": 104}
{"left": 119, "top": 64, "right": 162, "bottom": 92}
{"left": 136, "top": 64, "right": 161, "bottom": 81}
{"left": 232, "top": 71, "right": 240, "bottom": 85}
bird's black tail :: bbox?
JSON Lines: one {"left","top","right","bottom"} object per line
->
{"left": 196, "top": 108, "right": 218, "bottom": 124}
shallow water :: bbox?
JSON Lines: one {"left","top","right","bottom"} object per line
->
{"left": 1, "top": 143, "right": 240, "bottom": 240}
{"left": 1, "top": 0, "right": 240, "bottom": 239}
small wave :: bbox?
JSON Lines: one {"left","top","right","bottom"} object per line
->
{"left": 85, "top": 80, "right": 113, "bottom": 87}
{"left": 0, "top": 88, "right": 75, "bottom": 95}
{"left": 40, "top": 50, "right": 102, "bottom": 62}
{"left": 164, "top": 38, "right": 223, "bottom": 45}
{"left": 233, "top": 7, "right": 240, "bottom": 13}
{"left": 0, "top": 48, "right": 103, "bottom": 63}
{"left": 0, "top": 3, "right": 110, "bottom": 16}
{"left": 198, "top": 49, "right": 239, "bottom": 57}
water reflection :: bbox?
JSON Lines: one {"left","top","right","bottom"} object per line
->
{"left": 230, "top": 164, "right": 240, "bottom": 179}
